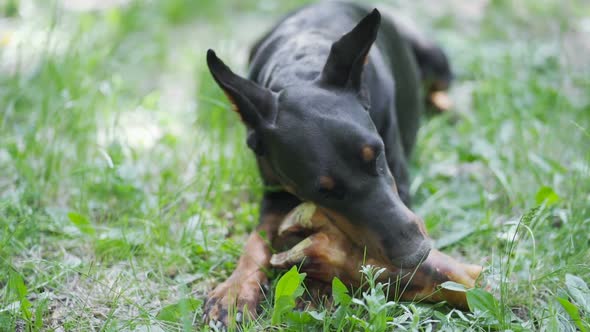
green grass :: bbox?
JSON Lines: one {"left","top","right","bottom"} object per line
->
{"left": 1, "top": 0, "right": 589, "bottom": 331}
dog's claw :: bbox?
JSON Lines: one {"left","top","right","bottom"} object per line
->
{"left": 202, "top": 297, "right": 228, "bottom": 327}
{"left": 209, "top": 319, "right": 227, "bottom": 332}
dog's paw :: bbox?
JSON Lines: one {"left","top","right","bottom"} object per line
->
{"left": 202, "top": 275, "right": 266, "bottom": 329}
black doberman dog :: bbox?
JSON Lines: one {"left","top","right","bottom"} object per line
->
{"left": 203, "top": 2, "right": 452, "bottom": 327}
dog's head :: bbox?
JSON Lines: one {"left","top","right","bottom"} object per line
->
{"left": 206, "top": 9, "right": 431, "bottom": 267}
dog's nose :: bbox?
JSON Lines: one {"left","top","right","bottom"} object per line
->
{"left": 384, "top": 203, "right": 432, "bottom": 267}
{"left": 388, "top": 234, "right": 432, "bottom": 268}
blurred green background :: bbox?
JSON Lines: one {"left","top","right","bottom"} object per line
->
{"left": 1, "top": 0, "right": 589, "bottom": 330}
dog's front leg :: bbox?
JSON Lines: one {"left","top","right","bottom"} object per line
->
{"left": 203, "top": 191, "right": 300, "bottom": 328}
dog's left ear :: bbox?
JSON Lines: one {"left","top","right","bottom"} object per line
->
{"left": 207, "top": 49, "right": 278, "bottom": 156}
{"left": 206, "top": 49, "right": 277, "bottom": 129}
{"left": 319, "top": 9, "right": 380, "bottom": 107}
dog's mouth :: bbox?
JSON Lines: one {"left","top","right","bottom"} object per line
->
{"left": 271, "top": 202, "right": 484, "bottom": 309}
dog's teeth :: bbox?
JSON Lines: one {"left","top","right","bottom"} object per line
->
{"left": 270, "top": 236, "right": 314, "bottom": 267}
{"left": 278, "top": 202, "right": 317, "bottom": 236}
{"left": 236, "top": 311, "right": 243, "bottom": 323}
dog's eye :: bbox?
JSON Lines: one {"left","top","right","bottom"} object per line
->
{"left": 362, "top": 144, "right": 384, "bottom": 176}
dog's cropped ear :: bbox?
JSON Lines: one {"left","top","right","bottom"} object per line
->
{"left": 206, "top": 49, "right": 277, "bottom": 130}
{"left": 319, "top": 9, "right": 380, "bottom": 94}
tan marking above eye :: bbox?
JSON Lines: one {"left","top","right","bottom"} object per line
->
{"left": 319, "top": 176, "right": 335, "bottom": 191}
{"left": 361, "top": 145, "right": 376, "bottom": 162}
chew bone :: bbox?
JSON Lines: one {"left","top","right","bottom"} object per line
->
{"left": 271, "top": 202, "right": 483, "bottom": 309}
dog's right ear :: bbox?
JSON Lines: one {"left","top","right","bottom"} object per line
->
{"left": 319, "top": 9, "right": 380, "bottom": 92}
{"left": 206, "top": 49, "right": 277, "bottom": 130}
